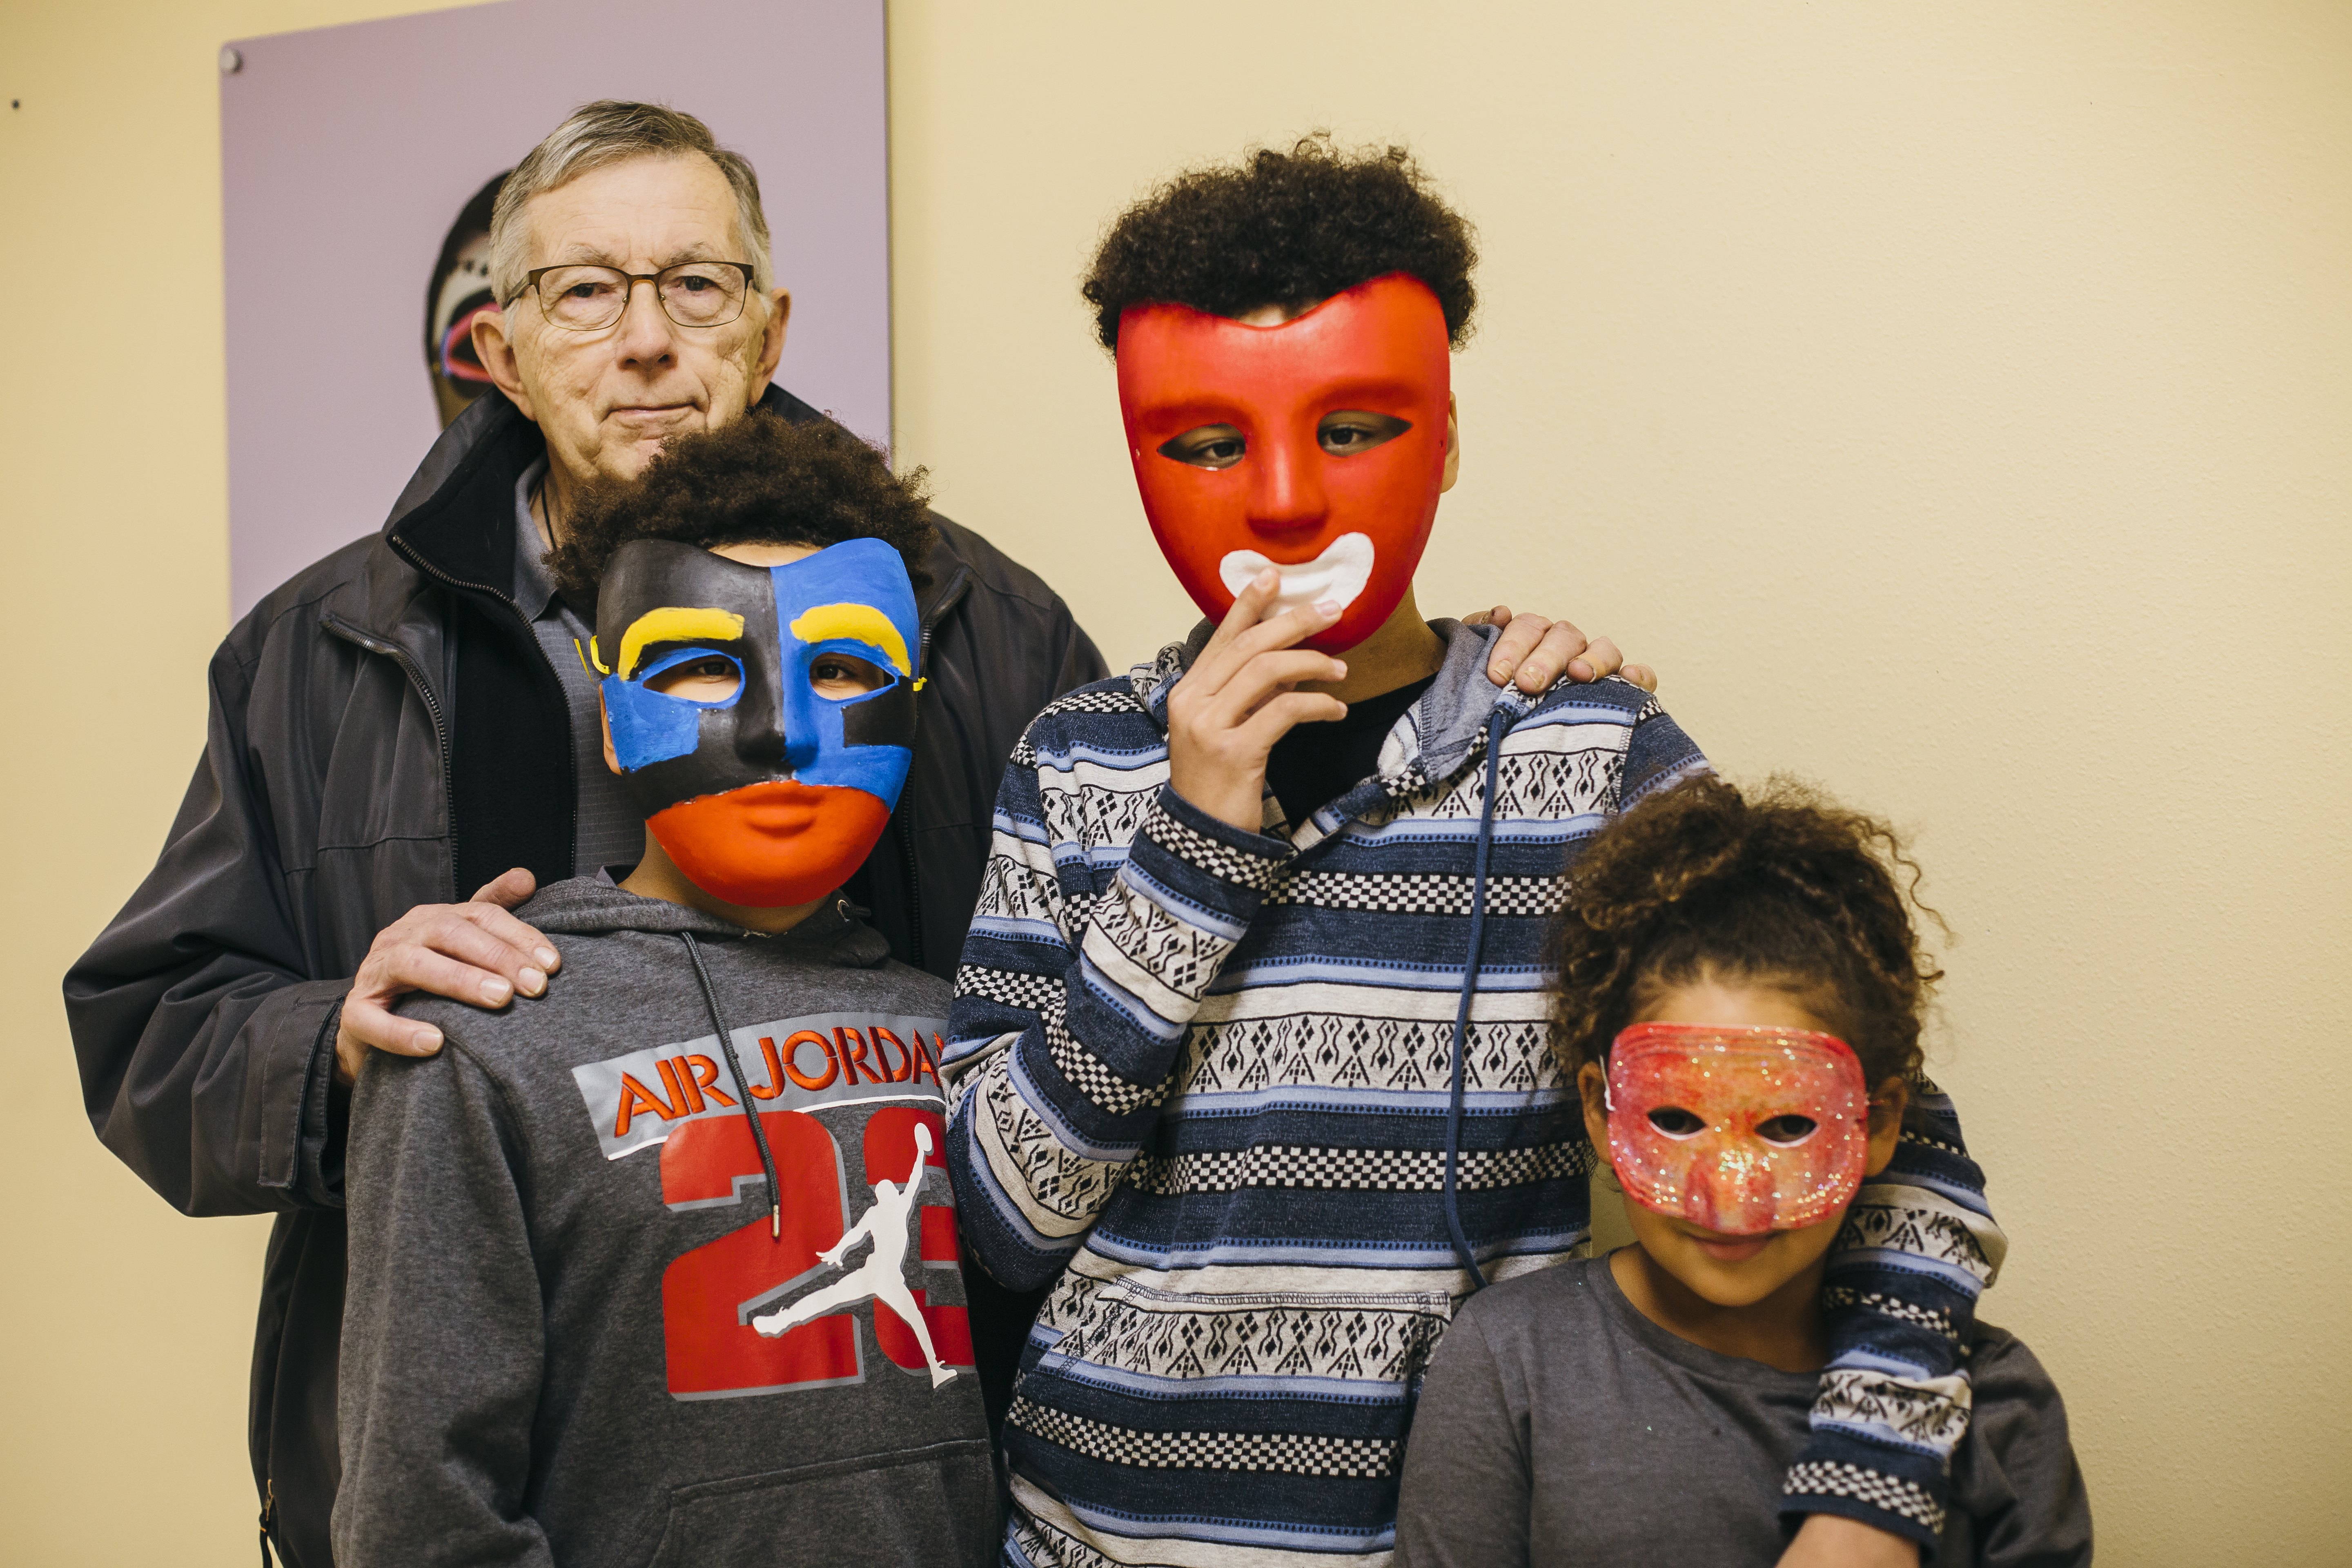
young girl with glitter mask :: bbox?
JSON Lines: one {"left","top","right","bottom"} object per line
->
{"left": 1393, "top": 777, "right": 2091, "bottom": 1567}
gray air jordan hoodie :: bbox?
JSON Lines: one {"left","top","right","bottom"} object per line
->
{"left": 334, "top": 877, "right": 996, "bottom": 1568}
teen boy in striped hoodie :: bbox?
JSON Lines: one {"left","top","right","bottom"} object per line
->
{"left": 941, "top": 138, "right": 2004, "bottom": 1568}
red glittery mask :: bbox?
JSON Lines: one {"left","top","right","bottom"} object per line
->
{"left": 1605, "top": 1022, "right": 1871, "bottom": 1236}
{"left": 1116, "top": 274, "right": 1451, "bottom": 654}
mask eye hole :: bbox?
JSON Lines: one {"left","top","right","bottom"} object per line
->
{"left": 1158, "top": 423, "right": 1247, "bottom": 470}
{"left": 1646, "top": 1107, "right": 1706, "bottom": 1138}
{"left": 644, "top": 653, "right": 741, "bottom": 702}
{"left": 1317, "top": 410, "right": 1411, "bottom": 455}
{"left": 811, "top": 652, "right": 889, "bottom": 697}
{"left": 1755, "top": 1114, "right": 1820, "bottom": 1147}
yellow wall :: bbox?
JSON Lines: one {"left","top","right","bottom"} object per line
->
{"left": 4, "top": 2, "right": 2345, "bottom": 1563}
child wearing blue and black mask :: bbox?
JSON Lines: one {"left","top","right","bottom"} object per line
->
{"left": 334, "top": 414, "right": 998, "bottom": 1568}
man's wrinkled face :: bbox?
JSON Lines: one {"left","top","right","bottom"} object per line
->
{"left": 1604, "top": 1022, "right": 1872, "bottom": 1237}
{"left": 480, "top": 153, "right": 788, "bottom": 491}
{"left": 1116, "top": 274, "right": 1452, "bottom": 653}
{"left": 594, "top": 538, "right": 919, "bottom": 908}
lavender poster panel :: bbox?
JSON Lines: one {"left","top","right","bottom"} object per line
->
{"left": 220, "top": 0, "right": 887, "bottom": 619}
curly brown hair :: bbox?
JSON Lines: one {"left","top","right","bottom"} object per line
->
{"left": 546, "top": 413, "right": 935, "bottom": 605}
{"left": 1549, "top": 777, "right": 1943, "bottom": 1088}
{"left": 1080, "top": 134, "right": 1479, "bottom": 352}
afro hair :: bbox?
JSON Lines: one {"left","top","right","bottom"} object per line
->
{"left": 1080, "top": 134, "right": 1478, "bottom": 352}
{"left": 546, "top": 413, "right": 935, "bottom": 605}
{"left": 1547, "top": 776, "right": 1944, "bottom": 1091}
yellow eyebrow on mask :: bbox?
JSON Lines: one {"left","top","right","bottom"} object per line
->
{"left": 789, "top": 603, "right": 911, "bottom": 676}
{"left": 615, "top": 607, "right": 746, "bottom": 679}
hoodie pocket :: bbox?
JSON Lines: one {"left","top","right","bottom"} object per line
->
{"left": 644, "top": 1437, "right": 998, "bottom": 1568}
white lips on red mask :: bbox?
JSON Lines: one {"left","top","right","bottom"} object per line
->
{"left": 1217, "top": 532, "right": 1376, "bottom": 618}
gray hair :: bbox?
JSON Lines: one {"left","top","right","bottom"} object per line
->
{"left": 488, "top": 100, "right": 774, "bottom": 306}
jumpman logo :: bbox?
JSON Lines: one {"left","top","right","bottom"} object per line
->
{"left": 752, "top": 1122, "right": 958, "bottom": 1388}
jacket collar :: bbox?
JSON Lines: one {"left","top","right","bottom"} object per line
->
{"left": 382, "top": 393, "right": 541, "bottom": 605}
{"left": 521, "top": 874, "right": 895, "bottom": 969}
{"left": 336, "top": 383, "right": 842, "bottom": 644}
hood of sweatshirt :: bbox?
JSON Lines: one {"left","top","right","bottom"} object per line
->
{"left": 517, "top": 874, "right": 895, "bottom": 969}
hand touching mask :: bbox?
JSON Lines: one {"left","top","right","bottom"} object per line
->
{"left": 593, "top": 537, "right": 920, "bottom": 907}
{"left": 1116, "top": 274, "right": 1452, "bottom": 654}
{"left": 1605, "top": 1022, "right": 1872, "bottom": 1236}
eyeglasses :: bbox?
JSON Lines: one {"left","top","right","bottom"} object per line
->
{"left": 516, "top": 261, "right": 756, "bottom": 332}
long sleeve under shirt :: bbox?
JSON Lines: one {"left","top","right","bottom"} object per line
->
{"left": 939, "top": 621, "right": 2009, "bottom": 1567}
{"left": 1393, "top": 1258, "right": 2091, "bottom": 1568}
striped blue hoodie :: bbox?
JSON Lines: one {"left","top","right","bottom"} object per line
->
{"left": 942, "top": 620, "right": 2004, "bottom": 1565}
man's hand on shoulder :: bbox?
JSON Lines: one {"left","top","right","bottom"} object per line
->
{"left": 1775, "top": 1513, "right": 1922, "bottom": 1568}
{"left": 334, "top": 869, "right": 560, "bottom": 1085}
{"left": 1470, "top": 604, "right": 1658, "bottom": 696}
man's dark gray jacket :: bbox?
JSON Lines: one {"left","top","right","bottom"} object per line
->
{"left": 61, "top": 386, "right": 1102, "bottom": 1566}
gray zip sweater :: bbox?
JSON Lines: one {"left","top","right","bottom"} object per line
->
{"left": 336, "top": 878, "right": 996, "bottom": 1568}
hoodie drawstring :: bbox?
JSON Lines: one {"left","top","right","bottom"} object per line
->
{"left": 679, "top": 930, "right": 782, "bottom": 1239}
{"left": 1443, "top": 705, "right": 1512, "bottom": 1294}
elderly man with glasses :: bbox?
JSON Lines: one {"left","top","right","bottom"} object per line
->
{"left": 64, "top": 101, "right": 1635, "bottom": 1566}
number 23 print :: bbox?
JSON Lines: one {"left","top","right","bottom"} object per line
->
{"left": 658, "top": 1106, "right": 976, "bottom": 1399}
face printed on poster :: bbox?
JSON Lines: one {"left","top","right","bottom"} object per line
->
{"left": 592, "top": 537, "right": 920, "bottom": 907}
{"left": 423, "top": 171, "right": 508, "bottom": 430}
{"left": 428, "top": 229, "right": 499, "bottom": 417}
{"left": 1116, "top": 273, "right": 1452, "bottom": 653}
{"left": 1604, "top": 1022, "right": 1873, "bottom": 1236}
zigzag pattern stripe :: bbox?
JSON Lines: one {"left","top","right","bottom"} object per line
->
{"left": 1176, "top": 1014, "right": 1569, "bottom": 1098}
{"left": 1038, "top": 1286, "right": 1448, "bottom": 1386}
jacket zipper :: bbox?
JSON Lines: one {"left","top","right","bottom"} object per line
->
{"left": 898, "top": 566, "right": 969, "bottom": 974}
{"left": 892, "top": 793, "right": 924, "bottom": 973}
{"left": 258, "top": 1477, "right": 276, "bottom": 1566}
{"left": 322, "top": 610, "right": 458, "bottom": 898}
{"left": 385, "top": 534, "right": 581, "bottom": 894}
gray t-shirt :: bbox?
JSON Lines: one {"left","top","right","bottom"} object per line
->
{"left": 1394, "top": 1256, "right": 2091, "bottom": 1568}
{"left": 512, "top": 459, "right": 653, "bottom": 879}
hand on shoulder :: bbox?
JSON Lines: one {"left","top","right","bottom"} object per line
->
{"left": 1469, "top": 604, "right": 1658, "bottom": 695}
{"left": 335, "top": 869, "right": 558, "bottom": 1084}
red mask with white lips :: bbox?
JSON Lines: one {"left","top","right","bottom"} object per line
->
{"left": 1605, "top": 1022, "right": 1872, "bottom": 1236}
{"left": 1116, "top": 274, "right": 1452, "bottom": 654}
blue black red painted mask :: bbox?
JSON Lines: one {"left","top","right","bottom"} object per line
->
{"left": 591, "top": 537, "right": 920, "bottom": 908}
